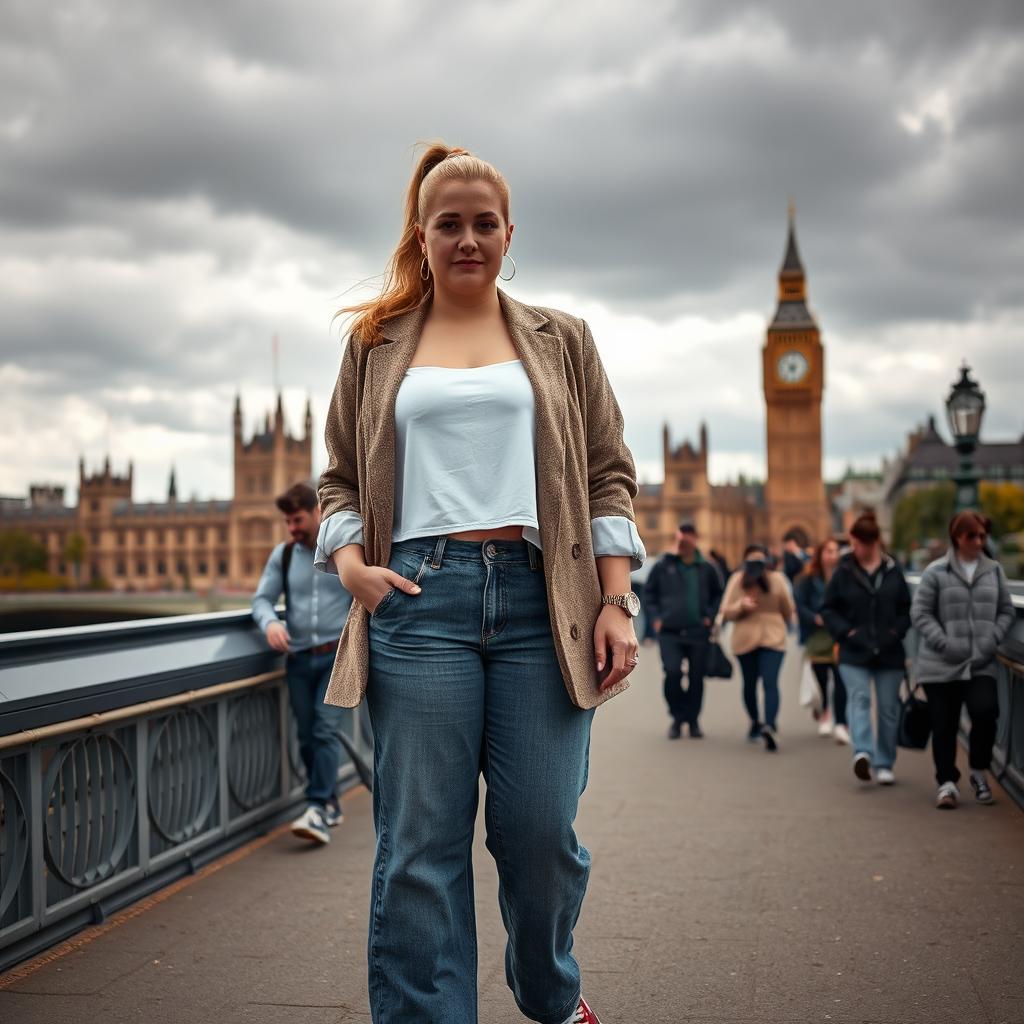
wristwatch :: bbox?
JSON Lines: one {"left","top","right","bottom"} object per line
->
{"left": 602, "top": 592, "right": 641, "bottom": 618}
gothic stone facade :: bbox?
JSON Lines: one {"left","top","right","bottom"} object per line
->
{"left": 0, "top": 395, "right": 312, "bottom": 593}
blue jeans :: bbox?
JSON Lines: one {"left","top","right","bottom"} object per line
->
{"left": 737, "top": 647, "right": 785, "bottom": 730}
{"left": 286, "top": 649, "right": 346, "bottom": 807}
{"left": 366, "top": 536, "right": 594, "bottom": 1024}
{"left": 838, "top": 664, "right": 904, "bottom": 770}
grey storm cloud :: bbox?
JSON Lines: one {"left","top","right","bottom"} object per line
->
{"left": 1, "top": 0, "right": 1022, "bottom": 498}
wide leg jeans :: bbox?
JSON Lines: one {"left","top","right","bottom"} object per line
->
{"left": 839, "top": 664, "right": 904, "bottom": 770}
{"left": 366, "top": 536, "right": 594, "bottom": 1024}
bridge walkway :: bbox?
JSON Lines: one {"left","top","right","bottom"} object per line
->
{"left": 2, "top": 646, "right": 1022, "bottom": 1023}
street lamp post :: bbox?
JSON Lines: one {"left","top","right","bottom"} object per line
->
{"left": 945, "top": 363, "right": 986, "bottom": 513}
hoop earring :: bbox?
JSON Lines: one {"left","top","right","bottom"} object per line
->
{"left": 499, "top": 252, "right": 517, "bottom": 282}
{"left": 420, "top": 256, "right": 430, "bottom": 281}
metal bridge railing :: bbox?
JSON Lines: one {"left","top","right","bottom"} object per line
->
{"left": 991, "top": 651, "right": 1024, "bottom": 805}
{"left": 0, "top": 609, "right": 370, "bottom": 972}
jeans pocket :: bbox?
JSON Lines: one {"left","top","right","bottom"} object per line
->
{"left": 370, "top": 587, "right": 397, "bottom": 618}
{"left": 371, "top": 554, "right": 429, "bottom": 619}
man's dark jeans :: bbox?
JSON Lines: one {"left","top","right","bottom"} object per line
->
{"left": 286, "top": 649, "right": 347, "bottom": 808}
{"left": 657, "top": 629, "right": 709, "bottom": 726}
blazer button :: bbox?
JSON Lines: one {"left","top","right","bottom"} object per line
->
{"left": 571, "top": 543, "right": 581, "bottom": 559}
{"left": 570, "top": 624, "right": 580, "bottom": 640}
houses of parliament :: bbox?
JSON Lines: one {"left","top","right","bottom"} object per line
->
{"left": 1, "top": 213, "right": 830, "bottom": 591}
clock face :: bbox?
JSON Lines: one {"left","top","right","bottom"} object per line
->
{"left": 777, "top": 350, "right": 809, "bottom": 383}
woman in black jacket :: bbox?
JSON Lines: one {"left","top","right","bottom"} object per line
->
{"left": 794, "top": 537, "right": 849, "bottom": 743}
{"left": 821, "top": 512, "right": 911, "bottom": 786}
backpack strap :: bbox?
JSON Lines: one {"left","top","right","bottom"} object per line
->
{"left": 281, "top": 541, "right": 296, "bottom": 614}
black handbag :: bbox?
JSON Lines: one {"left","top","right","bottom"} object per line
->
{"left": 706, "top": 641, "right": 733, "bottom": 680}
{"left": 898, "top": 680, "right": 931, "bottom": 750}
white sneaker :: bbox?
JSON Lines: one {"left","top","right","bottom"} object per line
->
{"left": 853, "top": 752, "right": 872, "bottom": 782}
{"left": 818, "top": 714, "right": 834, "bottom": 737}
{"left": 936, "top": 782, "right": 959, "bottom": 809}
{"left": 876, "top": 768, "right": 896, "bottom": 786}
{"left": 833, "top": 724, "right": 851, "bottom": 745}
{"left": 291, "top": 805, "right": 330, "bottom": 844}
{"left": 324, "top": 800, "right": 344, "bottom": 827}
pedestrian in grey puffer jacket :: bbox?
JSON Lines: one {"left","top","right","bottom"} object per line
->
{"left": 911, "top": 510, "right": 1015, "bottom": 809}
{"left": 912, "top": 551, "right": 1014, "bottom": 682}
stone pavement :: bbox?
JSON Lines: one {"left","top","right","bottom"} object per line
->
{"left": 2, "top": 640, "right": 1023, "bottom": 1023}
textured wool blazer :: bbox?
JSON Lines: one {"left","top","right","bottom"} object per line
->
{"left": 317, "top": 289, "right": 641, "bottom": 710}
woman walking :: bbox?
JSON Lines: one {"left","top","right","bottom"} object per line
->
{"left": 315, "top": 144, "right": 644, "bottom": 1024}
{"left": 821, "top": 511, "right": 911, "bottom": 786}
{"left": 911, "top": 511, "right": 1014, "bottom": 809}
{"left": 794, "top": 538, "right": 850, "bottom": 743}
{"left": 720, "top": 544, "right": 795, "bottom": 751}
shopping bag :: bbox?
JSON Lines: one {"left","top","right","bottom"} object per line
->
{"left": 798, "top": 659, "right": 821, "bottom": 712}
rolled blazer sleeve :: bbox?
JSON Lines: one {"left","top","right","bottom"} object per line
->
{"left": 591, "top": 515, "right": 646, "bottom": 571}
{"left": 313, "top": 510, "right": 365, "bottom": 575}
{"left": 579, "top": 319, "right": 639, "bottom": 521}
{"left": 317, "top": 335, "right": 363, "bottom": 522}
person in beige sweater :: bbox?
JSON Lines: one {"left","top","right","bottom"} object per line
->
{"left": 720, "top": 545, "right": 796, "bottom": 751}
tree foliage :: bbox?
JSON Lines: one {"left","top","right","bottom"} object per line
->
{"left": 980, "top": 482, "right": 1024, "bottom": 537}
{"left": 0, "top": 529, "right": 48, "bottom": 579}
{"left": 892, "top": 483, "right": 956, "bottom": 552}
{"left": 892, "top": 482, "right": 1024, "bottom": 552}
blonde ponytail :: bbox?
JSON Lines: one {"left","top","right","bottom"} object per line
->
{"left": 339, "top": 142, "right": 510, "bottom": 346}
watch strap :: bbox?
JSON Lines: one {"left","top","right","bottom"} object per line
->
{"left": 602, "top": 593, "right": 636, "bottom": 616}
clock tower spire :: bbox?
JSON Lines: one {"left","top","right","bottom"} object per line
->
{"left": 762, "top": 205, "right": 829, "bottom": 546}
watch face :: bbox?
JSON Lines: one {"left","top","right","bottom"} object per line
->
{"left": 777, "top": 350, "right": 809, "bottom": 383}
{"left": 625, "top": 591, "right": 641, "bottom": 617}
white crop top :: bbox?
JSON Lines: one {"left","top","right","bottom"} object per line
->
{"left": 314, "top": 359, "right": 646, "bottom": 574}
{"left": 393, "top": 359, "right": 539, "bottom": 541}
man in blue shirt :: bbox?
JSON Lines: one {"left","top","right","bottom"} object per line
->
{"left": 644, "top": 523, "right": 724, "bottom": 739}
{"left": 252, "top": 482, "right": 353, "bottom": 845}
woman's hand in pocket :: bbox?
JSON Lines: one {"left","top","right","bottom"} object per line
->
{"left": 342, "top": 563, "right": 421, "bottom": 614}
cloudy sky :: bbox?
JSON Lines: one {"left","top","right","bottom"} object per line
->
{"left": 2, "top": 0, "right": 1022, "bottom": 503}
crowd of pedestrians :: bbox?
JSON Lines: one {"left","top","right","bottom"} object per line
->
{"left": 642, "top": 509, "right": 1015, "bottom": 809}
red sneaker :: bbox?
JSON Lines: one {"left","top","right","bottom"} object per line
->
{"left": 571, "top": 997, "right": 603, "bottom": 1023}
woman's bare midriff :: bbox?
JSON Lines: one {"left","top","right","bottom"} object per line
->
{"left": 446, "top": 525, "right": 525, "bottom": 542}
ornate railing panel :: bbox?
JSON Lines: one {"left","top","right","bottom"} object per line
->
{"left": 0, "top": 608, "right": 372, "bottom": 972}
{"left": 0, "top": 763, "right": 29, "bottom": 923}
{"left": 148, "top": 708, "right": 218, "bottom": 845}
{"left": 227, "top": 690, "right": 281, "bottom": 812}
{"left": 43, "top": 732, "right": 137, "bottom": 890}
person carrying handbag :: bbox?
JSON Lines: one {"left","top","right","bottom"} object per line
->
{"left": 821, "top": 512, "right": 911, "bottom": 787}
{"left": 910, "top": 511, "right": 1015, "bottom": 809}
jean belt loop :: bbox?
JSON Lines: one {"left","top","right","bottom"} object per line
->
{"left": 527, "top": 541, "right": 539, "bottom": 571}
{"left": 431, "top": 535, "right": 447, "bottom": 570}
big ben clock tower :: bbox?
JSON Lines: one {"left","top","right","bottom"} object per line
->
{"left": 763, "top": 205, "right": 829, "bottom": 545}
